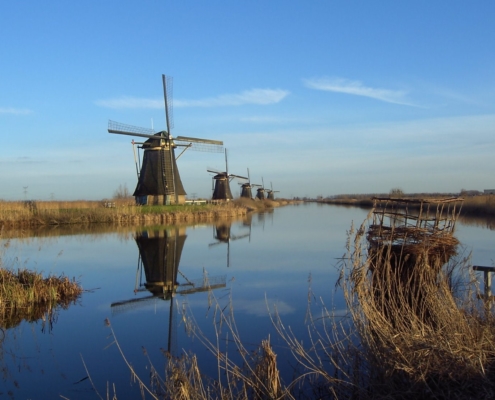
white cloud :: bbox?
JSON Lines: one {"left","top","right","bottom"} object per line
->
{"left": 174, "top": 89, "right": 290, "bottom": 107}
{"left": 239, "top": 116, "right": 285, "bottom": 123}
{"left": 95, "top": 89, "right": 290, "bottom": 110}
{"left": 94, "top": 96, "right": 163, "bottom": 109}
{"left": 0, "top": 107, "right": 32, "bottom": 115}
{"left": 304, "top": 77, "right": 415, "bottom": 106}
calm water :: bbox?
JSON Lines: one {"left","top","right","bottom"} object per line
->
{"left": 1, "top": 203, "right": 494, "bottom": 399}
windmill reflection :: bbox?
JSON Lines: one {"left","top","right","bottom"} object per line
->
{"left": 111, "top": 226, "right": 226, "bottom": 354}
{"left": 209, "top": 221, "right": 250, "bottom": 267}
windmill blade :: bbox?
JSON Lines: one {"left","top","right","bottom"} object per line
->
{"left": 230, "top": 232, "right": 250, "bottom": 241}
{"left": 229, "top": 174, "right": 248, "bottom": 180}
{"left": 108, "top": 120, "right": 163, "bottom": 139}
{"left": 209, "top": 241, "right": 225, "bottom": 247}
{"left": 176, "top": 135, "right": 223, "bottom": 146}
{"left": 110, "top": 294, "right": 165, "bottom": 316}
{"left": 177, "top": 280, "right": 226, "bottom": 295}
{"left": 207, "top": 168, "right": 224, "bottom": 175}
{"left": 225, "top": 149, "right": 229, "bottom": 177}
{"left": 175, "top": 136, "right": 223, "bottom": 153}
{"left": 162, "top": 74, "right": 174, "bottom": 135}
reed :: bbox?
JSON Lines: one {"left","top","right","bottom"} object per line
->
{"left": 0, "top": 199, "right": 255, "bottom": 228}
{"left": 0, "top": 268, "right": 83, "bottom": 330}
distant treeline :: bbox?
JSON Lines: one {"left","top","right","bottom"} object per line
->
{"left": 314, "top": 192, "right": 495, "bottom": 217}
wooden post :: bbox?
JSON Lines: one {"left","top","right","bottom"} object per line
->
{"left": 473, "top": 265, "right": 495, "bottom": 312}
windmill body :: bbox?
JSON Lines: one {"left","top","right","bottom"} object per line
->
{"left": 240, "top": 183, "right": 253, "bottom": 199}
{"left": 212, "top": 174, "right": 234, "bottom": 200}
{"left": 208, "top": 149, "right": 247, "bottom": 201}
{"left": 256, "top": 187, "right": 266, "bottom": 200}
{"left": 108, "top": 75, "right": 223, "bottom": 205}
{"left": 266, "top": 182, "right": 280, "bottom": 200}
{"left": 239, "top": 168, "right": 261, "bottom": 199}
{"left": 133, "top": 134, "right": 187, "bottom": 205}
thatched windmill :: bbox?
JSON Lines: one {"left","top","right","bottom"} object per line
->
{"left": 108, "top": 74, "right": 224, "bottom": 205}
{"left": 255, "top": 177, "right": 267, "bottom": 200}
{"left": 239, "top": 168, "right": 261, "bottom": 199}
{"left": 266, "top": 182, "right": 280, "bottom": 200}
{"left": 110, "top": 227, "right": 226, "bottom": 354}
{"left": 207, "top": 149, "right": 248, "bottom": 201}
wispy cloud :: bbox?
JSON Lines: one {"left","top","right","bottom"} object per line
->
{"left": 175, "top": 89, "right": 289, "bottom": 107}
{"left": 96, "top": 89, "right": 289, "bottom": 110}
{"left": 94, "top": 96, "right": 163, "bottom": 109}
{"left": 239, "top": 116, "right": 285, "bottom": 123}
{"left": 304, "top": 77, "right": 414, "bottom": 106}
{"left": 0, "top": 107, "right": 32, "bottom": 115}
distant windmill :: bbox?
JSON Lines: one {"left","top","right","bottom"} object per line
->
{"left": 239, "top": 168, "right": 262, "bottom": 199}
{"left": 255, "top": 177, "right": 267, "bottom": 200}
{"left": 266, "top": 182, "right": 280, "bottom": 200}
{"left": 209, "top": 221, "right": 250, "bottom": 268}
{"left": 108, "top": 74, "right": 224, "bottom": 205}
{"left": 207, "top": 149, "right": 248, "bottom": 201}
{"left": 110, "top": 227, "right": 226, "bottom": 355}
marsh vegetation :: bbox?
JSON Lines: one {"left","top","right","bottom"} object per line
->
{"left": 0, "top": 198, "right": 292, "bottom": 228}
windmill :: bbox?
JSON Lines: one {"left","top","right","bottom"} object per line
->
{"left": 266, "top": 182, "right": 280, "bottom": 200}
{"left": 255, "top": 177, "right": 267, "bottom": 200}
{"left": 239, "top": 168, "right": 262, "bottom": 199}
{"left": 209, "top": 221, "right": 250, "bottom": 268}
{"left": 108, "top": 74, "right": 224, "bottom": 205}
{"left": 110, "top": 227, "right": 226, "bottom": 355}
{"left": 207, "top": 149, "right": 248, "bottom": 201}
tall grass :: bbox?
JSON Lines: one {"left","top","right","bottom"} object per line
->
{"left": 0, "top": 199, "right": 262, "bottom": 228}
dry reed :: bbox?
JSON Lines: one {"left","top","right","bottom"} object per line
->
{"left": 0, "top": 268, "right": 83, "bottom": 330}
{"left": 0, "top": 198, "right": 292, "bottom": 229}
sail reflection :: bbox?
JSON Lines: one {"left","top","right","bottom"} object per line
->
{"left": 111, "top": 226, "right": 226, "bottom": 353}
{"left": 209, "top": 221, "right": 250, "bottom": 267}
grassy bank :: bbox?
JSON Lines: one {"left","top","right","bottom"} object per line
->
{"left": 319, "top": 194, "right": 495, "bottom": 217}
{"left": 0, "top": 198, "right": 295, "bottom": 229}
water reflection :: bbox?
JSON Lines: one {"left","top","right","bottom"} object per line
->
{"left": 209, "top": 221, "right": 250, "bottom": 267}
{"left": 110, "top": 226, "right": 226, "bottom": 354}
{"left": 458, "top": 214, "right": 495, "bottom": 231}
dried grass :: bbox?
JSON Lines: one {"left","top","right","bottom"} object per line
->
{"left": 0, "top": 268, "right": 83, "bottom": 330}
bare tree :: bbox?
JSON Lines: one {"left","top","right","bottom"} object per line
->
{"left": 113, "top": 184, "right": 130, "bottom": 199}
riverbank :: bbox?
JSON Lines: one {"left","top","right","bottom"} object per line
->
{"left": 317, "top": 194, "right": 495, "bottom": 217}
{"left": 0, "top": 198, "right": 299, "bottom": 229}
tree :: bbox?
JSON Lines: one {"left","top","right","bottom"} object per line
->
{"left": 389, "top": 187, "right": 404, "bottom": 197}
{"left": 113, "top": 184, "right": 130, "bottom": 199}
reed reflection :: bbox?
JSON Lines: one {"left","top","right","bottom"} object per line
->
{"left": 110, "top": 226, "right": 226, "bottom": 354}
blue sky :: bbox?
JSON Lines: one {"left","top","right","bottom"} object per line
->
{"left": 1, "top": 1, "right": 494, "bottom": 200}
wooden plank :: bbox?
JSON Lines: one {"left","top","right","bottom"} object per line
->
{"left": 473, "top": 266, "right": 495, "bottom": 272}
